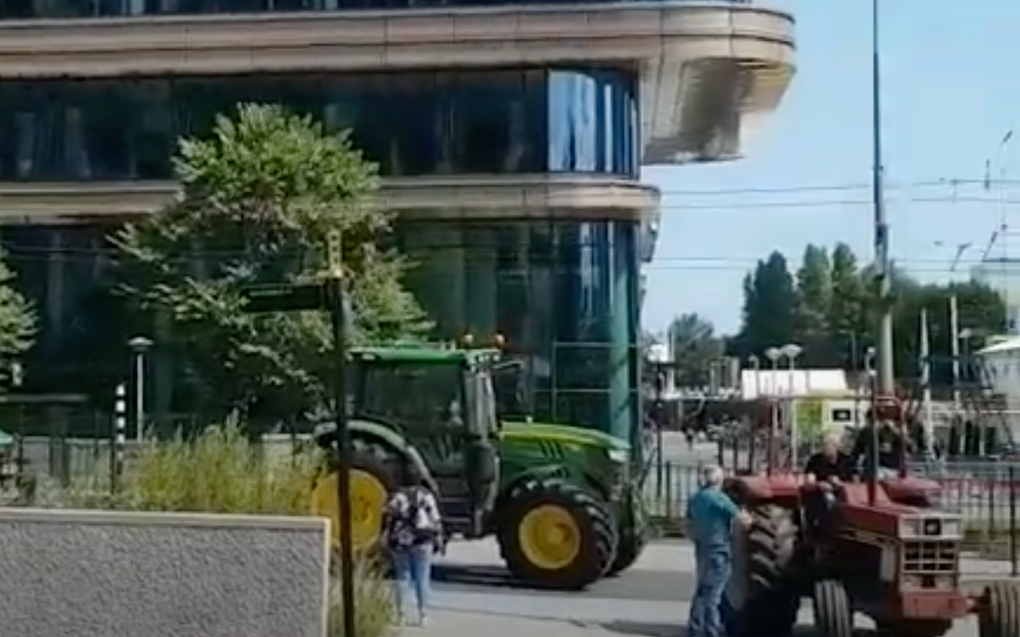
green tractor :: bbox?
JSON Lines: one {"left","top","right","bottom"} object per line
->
{"left": 310, "top": 344, "right": 648, "bottom": 589}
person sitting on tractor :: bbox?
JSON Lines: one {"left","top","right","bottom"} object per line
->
{"left": 804, "top": 432, "right": 855, "bottom": 484}
{"left": 850, "top": 409, "right": 913, "bottom": 479}
{"left": 802, "top": 432, "right": 854, "bottom": 537}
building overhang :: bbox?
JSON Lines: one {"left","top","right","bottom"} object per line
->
{"left": 0, "top": 2, "right": 795, "bottom": 165}
{"left": 0, "top": 176, "right": 660, "bottom": 226}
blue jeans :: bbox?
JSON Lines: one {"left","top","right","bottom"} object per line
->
{"left": 688, "top": 546, "right": 732, "bottom": 637}
{"left": 392, "top": 544, "right": 433, "bottom": 616}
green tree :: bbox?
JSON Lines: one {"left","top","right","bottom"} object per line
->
{"left": 735, "top": 251, "right": 798, "bottom": 357}
{"left": 113, "top": 104, "right": 428, "bottom": 428}
{"left": 793, "top": 244, "right": 832, "bottom": 366}
{"left": 0, "top": 248, "right": 36, "bottom": 384}
{"left": 667, "top": 313, "right": 724, "bottom": 386}
{"left": 826, "top": 243, "right": 867, "bottom": 369}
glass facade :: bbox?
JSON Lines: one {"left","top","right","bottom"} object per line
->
{"left": 394, "top": 218, "right": 641, "bottom": 442}
{"left": 0, "top": 0, "right": 748, "bottom": 18}
{"left": 0, "top": 69, "right": 639, "bottom": 181}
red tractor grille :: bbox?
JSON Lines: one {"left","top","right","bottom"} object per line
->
{"left": 903, "top": 540, "right": 958, "bottom": 575}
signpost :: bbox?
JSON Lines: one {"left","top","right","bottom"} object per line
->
{"left": 241, "top": 231, "right": 356, "bottom": 637}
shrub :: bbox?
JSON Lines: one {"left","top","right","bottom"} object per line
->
{"left": 17, "top": 422, "right": 397, "bottom": 637}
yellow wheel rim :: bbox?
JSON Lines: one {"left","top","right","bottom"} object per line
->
{"left": 517, "top": 504, "right": 582, "bottom": 571}
{"left": 311, "top": 469, "right": 389, "bottom": 551}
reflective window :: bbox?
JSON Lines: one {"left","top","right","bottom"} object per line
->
{"left": 0, "top": 69, "right": 637, "bottom": 180}
{"left": 0, "top": 0, "right": 748, "bottom": 18}
{"left": 394, "top": 218, "right": 641, "bottom": 442}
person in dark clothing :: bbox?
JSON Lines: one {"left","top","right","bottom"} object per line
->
{"left": 803, "top": 433, "right": 853, "bottom": 538}
{"left": 804, "top": 433, "right": 855, "bottom": 483}
{"left": 851, "top": 415, "right": 912, "bottom": 477}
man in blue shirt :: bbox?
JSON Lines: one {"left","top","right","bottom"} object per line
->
{"left": 686, "top": 464, "right": 751, "bottom": 637}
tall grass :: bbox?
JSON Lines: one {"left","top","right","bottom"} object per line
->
{"left": 13, "top": 422, "right": 396, "bottom": 637}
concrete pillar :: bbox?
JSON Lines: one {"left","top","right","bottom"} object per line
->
{"left": 46, "top": 228, "right": 66, "bottom": 339}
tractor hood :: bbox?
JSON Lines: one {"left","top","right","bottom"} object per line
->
{"left": 499, "top": 419, "right": 630, "bottom": 453}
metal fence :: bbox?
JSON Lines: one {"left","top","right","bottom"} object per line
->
{"left": 644, "top": 458, "right": 1020, "bottom": 576}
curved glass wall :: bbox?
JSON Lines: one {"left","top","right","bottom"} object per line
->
{"left": 2, "top": 0, "right": 748, "bottom": 19}
{"left": 0, "top": 69, "right": 638, "bottom": 181}
{"left": 394, "top": 218, "right": 641, "bottom": 443}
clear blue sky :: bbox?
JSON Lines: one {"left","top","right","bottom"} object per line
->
{"left": 642, "top": 0, "right": 1020, "bottom": 336}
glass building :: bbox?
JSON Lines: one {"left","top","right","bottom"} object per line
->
{"left": 0, "top": 1, "right": 795, "bottom": 443}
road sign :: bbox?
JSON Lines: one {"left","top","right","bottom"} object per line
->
{"left": 241, "top": 283, "right": 325, "bottom": 313}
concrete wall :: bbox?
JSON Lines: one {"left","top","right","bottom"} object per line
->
{"left": 0, "top": 508, "right": 329, "bottom": 637}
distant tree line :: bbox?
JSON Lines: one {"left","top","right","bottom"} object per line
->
{"left": 656, "top": 242, "right": 1006, "bottom": 389}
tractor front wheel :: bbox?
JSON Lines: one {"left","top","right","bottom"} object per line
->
{"left": 978, "top": 582, "right": 1020, "bottom": 637}
{"left": 498, "top": 480, "right": 618, "bottom": 590}
{"left": 875, "top": 619, "right": 951, "bottom": 637}
{"left": 812, "top": 579, "right": 853, "bottom": 637}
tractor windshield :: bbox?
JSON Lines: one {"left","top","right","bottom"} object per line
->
{"left": 353, "top": 360, "right": 466, "bottom": 433}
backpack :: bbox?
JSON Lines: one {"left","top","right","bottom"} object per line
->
{"left": 386, "top": 487, "right": 440, "bottom": 550}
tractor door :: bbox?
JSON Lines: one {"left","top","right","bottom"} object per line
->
{"left": 461, "top": 367, "right": 500, "bottom": 534}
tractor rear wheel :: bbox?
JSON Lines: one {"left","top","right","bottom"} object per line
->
{"left": 978, "top": 582, "right": 1020, "bottom": 637}
{"left": 310, "top": 439, "right": 398, "bottom": 556}
{"left": 724, "top": 505, "right": 799, "bottom": 636}
{"left": 812, "top": 579, "right": 853, "bottom": 637}
{"left": 498, "top": 479, "right": 618, "bottom": 590}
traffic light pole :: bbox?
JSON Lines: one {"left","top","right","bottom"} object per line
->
{"left": 327, "top": 231, "right": 357, "bottom": 637}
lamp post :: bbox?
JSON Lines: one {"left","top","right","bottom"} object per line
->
{"left": 780, "top": 344, "right": 803, "bottom": 465}
{"left": 764, "top": 347, "right": 782, "bottom": 472}
{"left": 128, "top": 336, "right": 153, "bottom": 443}
{"left": 748, "top": 354, "right": 760, "bottom": 399}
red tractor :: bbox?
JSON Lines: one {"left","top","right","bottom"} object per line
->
{"left": 721, "top": 396, "right": 1020, "bottom": 637}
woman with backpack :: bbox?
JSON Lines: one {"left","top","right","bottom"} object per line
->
{"left": 381, "top": 464, "right": 444, "bottom": 626}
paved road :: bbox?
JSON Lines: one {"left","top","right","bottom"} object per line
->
{"left": 415, "top": 538, "right": 1008, "bottom": 637}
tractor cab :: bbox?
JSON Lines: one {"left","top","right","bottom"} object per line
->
{"left": 312, "top": 342, "right": 502, "bottom": 542}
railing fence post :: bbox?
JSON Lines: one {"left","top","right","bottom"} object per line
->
{"left": 111, "top": 383, "right": 127, "bottom": 495}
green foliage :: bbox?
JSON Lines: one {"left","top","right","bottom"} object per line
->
{"left": 20, "top": 423, "right": 396, "bottom": 637}
{"left": 112, "top": 104, "right": 429, "bottom": 426}
{"left": 665, "top": 313, "right": 724, "bottom": 386}
{"left": 735, "top": 251, "right": 798, "bottom": 356}
{"left": 0, "top": 247, "right": 36, "bottom": 383}
{"left": 733, "top": 242, "right": 1006, "bottom": 385}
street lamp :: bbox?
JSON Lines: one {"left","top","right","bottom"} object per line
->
{"left": 128, "top": 336, "right": 153, "bottom": 443}
{"left": 764, "top": 347, "right": 781, "bottom": 397}
{"left": 779, "top": 344, "right": 803, "bottom": 464}
{"left": 748, "top": 354, "right": 760, "bottom": 399}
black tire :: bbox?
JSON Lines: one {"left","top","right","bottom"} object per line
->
{"left": 605, "top": 527, "right": 647, "bottom": 577}
{"left": 726, "top": 505, "right": 800, "bottom": 637}
{"left": 875, "top": 619, "right": 951, "bottom": 637}
{"left": 979, "top": 582, "right": 1020, "bottom": 637}
{"left": 812, "top": 579, "right": 852, "bottom": 637}
{"left": 497, "top": 479, "right": 618, "bottom": 590}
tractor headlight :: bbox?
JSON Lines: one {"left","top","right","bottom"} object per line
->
{"left": 898, "top": 518, "right": 923, "bottom": 537}
{"left": 608, "top": 448, "right": 629, "bottom": 464}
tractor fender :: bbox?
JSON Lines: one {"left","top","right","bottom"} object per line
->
{"left": 491, "top": 464, "right": 569, "bottom": 524}
{"left": 313, "top": 418, "right": 438, "bottom": 494}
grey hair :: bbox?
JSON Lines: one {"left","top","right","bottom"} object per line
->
{"left": 822, "top": 431, "right": 843, "bottom": 447}
{"left": 700, "top": 464, "right": 725, "bottom": 487}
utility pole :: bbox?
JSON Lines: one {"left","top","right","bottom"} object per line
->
{"left": 327, "top": 230, "right": 357, "bottom": 637}
{"left": 871, "top": 0, "right": 895, "bottom": 395}
{"left": 239, "top": 230, "right": 355, "bottom": 637}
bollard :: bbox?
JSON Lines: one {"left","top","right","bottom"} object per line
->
{"left": 1010, "top": 466, "right": 1018, "bottom": 578}
{"left": 111, "top": 383, "right": 127, "bottom": 494}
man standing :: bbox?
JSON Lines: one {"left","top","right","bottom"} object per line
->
{"left": 686, "top": 464, "right": 751, "bottom": 637}
{"left": 851, "top": 410, "right": 912, "bottom": 478}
